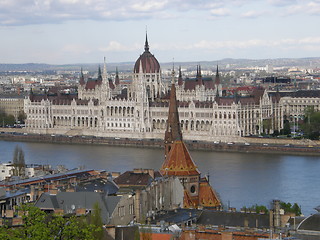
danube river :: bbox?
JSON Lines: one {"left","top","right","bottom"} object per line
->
{"left": 1, "top": 140, "right": 319, "bottom": 216}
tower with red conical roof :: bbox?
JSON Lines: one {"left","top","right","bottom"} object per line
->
{"left": 161, "top": 67, "right": 221, "bottom": 209}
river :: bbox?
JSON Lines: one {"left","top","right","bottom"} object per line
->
{"left": 0, "top": 140, "right": 319, "bottom": 216}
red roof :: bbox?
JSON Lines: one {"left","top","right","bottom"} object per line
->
{"left": 160, "top": 141, "right": 200, "bottom": 176}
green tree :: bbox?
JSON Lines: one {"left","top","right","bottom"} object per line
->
{"left": 301, "top": 107, "right": 320, "bottom": 140}
{"left": 90, "top": 202, "right": 103, "bottom": 240}
{"left": 0, "top": 204, "right": 100, "bottom": 240}
{"left": 281, "top": 119, "right": 291, "bottom": 135}
{"left": 0, "top": 111, "right": 15, "bottom": 127}
{"left": 262, "top": 119, "right": 272, "bottom": 134}
{"left": 280, "top": 201, "right": 302, "bottom": 216}
{"left": 17, "top": 111, "right": 27, "bottom": 124}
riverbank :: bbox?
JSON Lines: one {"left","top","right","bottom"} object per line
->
{"left": 0, "top": 128, "right": 319, "bottom": 156}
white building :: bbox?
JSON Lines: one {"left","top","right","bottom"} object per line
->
{"left": 23, "top": 35, "right": 320, "bottom": 142}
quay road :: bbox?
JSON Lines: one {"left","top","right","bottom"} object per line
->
{"left": 0, "top": 128, "right": 319, "bottom": 156}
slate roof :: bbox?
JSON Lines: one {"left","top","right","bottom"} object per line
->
{"left": 184, "top": 77, "right": 214, "bottom": 91}
{"left": 269, "top": 90, "right": 320, "bottom": 99}
{"left": 35, "top": 192, "right": 121, "bottom": 224}
{"left": 114, "top": 171, "right": 155, "bottom": 189}
{"left": 0, "top": 169, "right": 94, "bottom": 187}
{"left": 75, "top": 178, "right": 119, "bottom": 195}
{"left": 150, "top": 209, "right": 201, "bottom": 225}
{"left": 197, "top": 210, "right": 270, "bottom": 229}
{"left": 297, "top": 213, "right": 320, "bottom": 232}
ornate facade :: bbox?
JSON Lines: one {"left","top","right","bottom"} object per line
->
{"left": 24, "top": 34, "right": 320, "bottom": 141}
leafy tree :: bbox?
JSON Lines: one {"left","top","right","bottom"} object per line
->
{"left": 262, "top": 119, "right": 272, "bottom": 134}
{"left": 0, "top": 111, "right": 15, "bottom": 127}
{"left": 301, "top": 107, "right": 320, "bottom": 140}
{"left": 90, "top": 202, "right": 104, "bottom": 240}
{"left": 17, "top": 111, "right": 27, "bottom": 124}
{"left": 281, "top": 119, "right": 291, "bottom": 135}
{"left": 12, "top": 145, "right": 25, "bottom": 177}
{"left": 0, "top": 204, "right": 100, "bottom": 240}
{"left": 280, "top": 201, "right": 302, "bottom": 216}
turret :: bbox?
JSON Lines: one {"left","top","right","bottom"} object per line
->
{"left": 115, "top": 67, "right": 120, "bottom": 85}
{"left": 79, "top": 68, "right": 85, "bottom": 85}
{"left": 178, "top": 66, "right": 183, "bottom": 86}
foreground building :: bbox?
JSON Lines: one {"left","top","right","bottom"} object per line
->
{"left": 24, "top": 34, "right": 320, "bottom": 142}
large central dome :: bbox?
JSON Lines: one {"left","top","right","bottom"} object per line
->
{"left": 134, "top": 34, "right": 160, "bottom": 74}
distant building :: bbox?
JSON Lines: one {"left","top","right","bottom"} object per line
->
{"left": 0, "top": 94, "right": 24, "bottom": 121}
{"left": 23, "top": 33, "right": 320, "bottom": 140}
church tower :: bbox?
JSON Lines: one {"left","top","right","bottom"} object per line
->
{"left": 164, "top": 67, "right": 182, "bottom": 157}
{"left": 161, "top": 67, "right": 221, "bottom": 209}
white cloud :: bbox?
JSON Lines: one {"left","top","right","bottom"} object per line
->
{"left": 62, "top": 44, "right": 92, "bottom": 54}
{"left": 241, "top": 10, "right": 266, "bottom": 18}
{"left": 210, "top": 8, "right": 231, "bottom": 17}
{"left": 154, "top": 37, "right": 320, "bottom": 52}
{"left": 0, "top": 0, "right": 272, "bottom": 26}
{"left": 99, "top": 41, "right": 139, "bottom": 52}
{"left": 268, "top": 0, "right": 298, "bottom": 7}
{"left": 131, "top": 0, "right": 169, "bottom": 12}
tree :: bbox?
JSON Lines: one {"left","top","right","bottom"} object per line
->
{"left": 262, "top": 119, "right": 272, "bottom": 134}
{"left": 12, "top": 145, "right": 26, "bottom": 177}
{"left": 281, "top": 119, "right": 291, "bottom": 135}
{"left": 301, "top": 107, "right": 320, "bottom": 140}
{"left": 89, "top": 202, "right": 104, "bottom": 240}
{"left": 17, "top": 111, "right": 27, "bottom": 124}
{"left": 280, "top": 201, "right": 302, "bottom": 216}
{"left": 0, "top": 111, "right": 15, "bottom": 127}
{"left": 0, "top": 204, "right": 100, "bottom": 240}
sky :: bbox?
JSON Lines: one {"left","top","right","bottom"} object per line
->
{"left": 0, "top": 0, "right": 320, "bottom": 64}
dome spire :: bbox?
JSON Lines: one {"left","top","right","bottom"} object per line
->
{"left": 144, "top": 29, "right": 149, "bottom": 52}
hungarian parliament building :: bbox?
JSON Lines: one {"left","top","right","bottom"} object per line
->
{"left": 24, "top": 35, "right": 320, "bottom": 142}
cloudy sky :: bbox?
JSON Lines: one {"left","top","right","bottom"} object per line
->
{"left": 0, "top": 0, "right": 320, "bottom": 64}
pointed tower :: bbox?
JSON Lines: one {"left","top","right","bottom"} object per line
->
{"left": 79, "top": 68, "right": 85, "bottom": 85}
{"left": 102, "top": 57, "right": 108, "bottom": 83}
{"left": 144, "top": 31, "right": 150, "bottom": 52}
{"left": 197, "top": 65, "right": 203, "bottom": 85}
{"left": 178, "top": 66, "right": 183, "bottom": 86}
{"left": 164, "top": 67, "right": 183, "bottom": 157}
{"left": 115, "top": 67, "right": 120, "bottom": 85}
{"left": 160, "top": 67, "right": 221, "bottom": 209}
{"left": 215, "top": 65, "right": 222, "bottom": 97}
{"left": 215, "top": 65, "right": 220, "bottom": 85}
{"left": 97, "top": 65, "right": 102, "bottom": 83}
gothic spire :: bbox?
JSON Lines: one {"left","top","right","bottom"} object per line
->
{"left": 79, "top": 67, "right": 85, "bottom": 85}
{"left": 97, "top": 65, "right": 102, "bottom": 82}
{"left": 164, "top": 66, "right": 182, "bottom": 157}
{"left": 215, "top": 64, "right": 220, "bottom": 85}
{"left": 144, "top": 30, "right": 149, "bottom": 52}
{"left": 115, "top": 67, "right": 120, "bottom": 85}
{"left": 102, "top": 57, "right": 108, "bottom": 83}
{"left": 178, "top": 66, "right": 183, "bottom": 86}
{"left": 197, "top": 64, "right": 203, "bottom": 85}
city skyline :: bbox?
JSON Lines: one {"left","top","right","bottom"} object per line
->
{"left": 0, "top": 0, "right": 320, "bottom": 64}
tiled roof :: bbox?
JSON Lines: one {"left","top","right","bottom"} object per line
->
{"left": 113, "top": 171, "right": 155, "bottom": 188}
{"left": 184, "top": 77, "right": 214, "bottom": 91}
{"left": 160, "top": 141, "right": 200, "bottom": 176}
{"left": 85, "top": 79, "right": 102, "bottom": 90}
{"left": 198, "top": 180, "right": 221, "bottom": 208}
